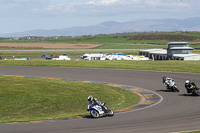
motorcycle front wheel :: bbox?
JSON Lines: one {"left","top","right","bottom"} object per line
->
{"left": 174, "top": 87, "right": 179, "bottom": 92}
{"left": 90, "top": 110, "right": 100, "bottom": 118}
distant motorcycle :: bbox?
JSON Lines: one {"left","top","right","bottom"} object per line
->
{"left": 191, "top": 88, "right": 200, "bottom": 96}
{"left": 87, "top": 103, "right": 114, "bottom": 118}
{"left": 163, "top": 77, "right": 179, "bottom": 92}
{"left": 168, "top": 80, "right": 179, "bottom": 92}
{"left": 188, "top": 87, "right": 200, "bottom": 96}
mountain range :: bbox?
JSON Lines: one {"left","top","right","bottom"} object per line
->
{"left": 1, "top": 17, "right": 200, "bottom": 37}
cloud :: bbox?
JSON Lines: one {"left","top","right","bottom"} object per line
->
{"left": 86, "top": 0, "right": 120, "bottom": 6}
{"left": 1, "top": 0, "right": 199, "bottom": 18}
{"left": 0, "top": 0, "right": 199, "bottom": 34}
{"left": 41, "top": 0, "right": 196, "bottom": 15}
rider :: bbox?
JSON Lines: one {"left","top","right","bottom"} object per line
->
{"left": 87, "top": 96, "right": 107, "bottom": 113}
{"left": 185, "top": 80, "right": 198, "bottom": 93}
{"left": 163, "top": 76, "right": 173, "bottom": 89}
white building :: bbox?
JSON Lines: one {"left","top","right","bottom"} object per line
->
{"left": 139, "top": 42, "right": 200, "bottom": 61}
{"left": 139, "top": 49, "right": 167, "bottom": 60}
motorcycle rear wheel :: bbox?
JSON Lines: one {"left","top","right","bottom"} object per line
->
{"left": 192, "top": 90, "right": 200, "bottom": 96}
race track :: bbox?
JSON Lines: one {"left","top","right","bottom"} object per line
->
{"left": 1, "top": 66, "right": 200, "bottom": 133}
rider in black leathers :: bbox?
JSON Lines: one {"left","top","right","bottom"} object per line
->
{"left": 87, "top": 96, "right": 107, "bottom": 113}
{"left": 185, "top": 80, "right": 198, "bottom": 93}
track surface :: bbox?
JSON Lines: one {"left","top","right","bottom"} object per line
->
{"left": 1, "top": 66, "right": 200, "bottom": 133}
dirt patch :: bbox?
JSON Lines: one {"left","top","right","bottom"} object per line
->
{"left": 0, "top": 43, "right": 103, "bottom": 49}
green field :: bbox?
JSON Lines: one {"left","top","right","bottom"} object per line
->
{"left": 95, "top": 44, "right": 168, "bottom": 49}
{"left": 1, "top": 60, "right": 200, "bottom": 73}
{"left": 0, "top": 76, "right": 139, "bottom": 123}
{"left": 1, "top": 32, "right": 200, "bottom": 49}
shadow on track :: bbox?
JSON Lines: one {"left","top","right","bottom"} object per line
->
{"left": 156, "top": 89, "right": 179, "bottom": 92}
{"left": 178, "top": 94, "right": 200, "bottom": 97}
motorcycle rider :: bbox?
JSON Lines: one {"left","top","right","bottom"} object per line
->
{"left": 87, "top": 96, "right": 108, "bottom": 113}
{"left": 185, "top": 80, "right": 198, "bottom": 93}
{"left": 163, "top": 76, "right": 173, "bottom": 89}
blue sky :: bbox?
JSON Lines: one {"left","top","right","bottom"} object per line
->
{"left": 0, "top": 0, "right": 200, "bottom": 34}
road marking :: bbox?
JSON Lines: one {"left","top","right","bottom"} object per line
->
{"left": 28, "top": 120, "right": 43, "bottom": 123}
{"left": 8, "top": 122, "right": 21, "bottom": 124}
{"left": 107, "top": 84, "right": 123, "bottom": 87}
{"left": 42, "top": 77, "right": 60, "bottom": 80}
{"left": 115, "top": 107, "right": 139, "bottom": 112}
{"left": 141, "top": 100, "right": 156, "bottom": 104}
{"left": 132, "top": 88, "right": 147, "bottom": 92}
{"left": 144, "top": 94, "right": 157, "bottom": 98}
{"left": 4, "top": 75, "right": 24, "bottom": 78}
{"left": 81, "top": 81, "right": 91, "bottom": 83}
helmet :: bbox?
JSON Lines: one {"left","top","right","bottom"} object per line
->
{"left": 88, "top": 96, "right": 93, "bottom": 101}
{"left": 185, "top": 80, "right": 190, "bottom": 85}
{"left": 163, "top": 76, "right": 166, "bottom": 81}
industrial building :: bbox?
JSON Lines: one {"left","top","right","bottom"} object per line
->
{"left": 139, "top": 42, "right": 200, "bottom": 60}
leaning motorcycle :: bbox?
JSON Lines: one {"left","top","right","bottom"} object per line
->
{"left": 168, "top": 80, "right": 179, "bottom": 92}
{"left": 87, "top": 103, "right": 114, "bottom": 118}
{"left": 190, "top": 87, "right": 200, "bottom": 96}
{"left": 163, "top": 79, "right": 179, "bottom": 92}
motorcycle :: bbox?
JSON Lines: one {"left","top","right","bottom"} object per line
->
{"left": 163, "top": 79, "right": 179, "bottom": 92}
{"left": 87, "top": 103, "right": 114, "bottom": 118}
{"left": 190, "top": 87, "right": 200, "bottom": 96}
{"left": 168, "top": 80, "right": 179, "bottom": 92}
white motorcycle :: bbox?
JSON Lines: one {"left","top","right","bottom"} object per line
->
{"left": 163, "top": 79, "right": 179, "bottom": 92}
{"left": 87, "top": 103, "right": 114, "bottom": 118}
{"left": 168, "top": 80, "right": 179, "bottom": 92}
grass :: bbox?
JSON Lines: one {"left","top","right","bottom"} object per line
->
{"left": 95, "top": 44, "right": 168, "bottom": 49}
{"left": 0, "top": 76, "right": 139, "bottom": 123}
{"left": 1, "top": 32, "right": 200, "bottom": 45}
{"left": 1, "top": 32, "right": 200, "bottom": 50}
{"left": 182, "top": 131, "right": 200, "bottom": 133}
{"left": 0, "top": 60, "right": 200, "bottom": 73}
{"left": 0, "top": 50, "right": 139, "bottom": 59}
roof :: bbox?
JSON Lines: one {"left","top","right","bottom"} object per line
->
{"left": 170, "top": 47, "right": 194, "bottom": 50}
{"left": 167, "top": 42, "right": 190, "bottom": 45}
{"left": 139, "top": 49, "right": 165, "bottom": 52}
{"left": 139, "top": 49, "right": 167, "bottom": 54}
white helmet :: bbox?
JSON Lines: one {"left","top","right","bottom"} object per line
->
{"left": 185, "top": 80, "right": 190, "bottom": 84}
{"left": 88, "top": 96, "right": 93, "bottom": 101}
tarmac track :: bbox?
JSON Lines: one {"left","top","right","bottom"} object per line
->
{"left": 1, "top": 66, "right": 200, "bottom": 133}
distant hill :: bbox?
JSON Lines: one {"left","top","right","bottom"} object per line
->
{"left": 1, "top": 17, "right": 200, "bottom": 37}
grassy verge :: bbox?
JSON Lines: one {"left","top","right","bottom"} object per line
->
{"left": 0, "top": 76, "right": 139, "bottom": 123}
{"left": 0, "top": 60, "right": 200, "bottom": 73}
{"left": 182, "top": 131, "right": 200, "bottom": 133}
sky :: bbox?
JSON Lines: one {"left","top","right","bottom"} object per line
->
{"left": 0, "top": 0, "right": 200, "bottom": 34}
